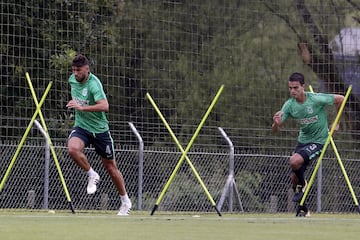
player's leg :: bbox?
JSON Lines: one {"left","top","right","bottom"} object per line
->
{"left": 102, "top": 158, "right": 132, "bottom": 215}
{"left": 289, "top": 154, "right": 309, "bottom": 216}
{"left": 67, "top": 127, "right": 100, "bottom": 194}
{"left": 289, "top": 153, "right": 307, "bottom": 202}
{"left": 290, "top": 153, "right": 309, "bottom": 216}
{"left": 102, "top": 159, "right": 127, "bottom": 194}
{"left": 290, "top": 171, "right": 300, "bottom": 191}
{"left": 94, "top": 130, "right": 132, "bottom": 215}
{"left": 67, "top": 136, "right": 89, "bottom": 170}
{"left": 290, "top": 143, "right": 322, "bottom": 217}
{"left": 290, "top": 153, "right": 305, "bottom": 185}
{"left": 291, "top": 143, "right": 323, "bottom": 201}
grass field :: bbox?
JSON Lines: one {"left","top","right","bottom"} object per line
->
{"left": 0, "top": 210, "right": 359, "bottom": 240}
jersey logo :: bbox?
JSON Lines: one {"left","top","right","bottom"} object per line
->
{"left": 306, "top": 106, "right": 313, "bottom": 114}
{"left": 299, "top": 115, "right": 318, "bottom": 125}
{"left": 82, "top": 88, "right": 88, "bottom": 96}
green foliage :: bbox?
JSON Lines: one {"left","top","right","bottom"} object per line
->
{"left": 1, "top": 0, "right": 358, "bottom": 147}
{"left": 50, "top": 47, "right": 77, "bottom": 74}
{"left": 161, "top": 172, "right": 212, "bottom": 211}
{"left": 236, "top": 170, "right": 267, "bottom": 212}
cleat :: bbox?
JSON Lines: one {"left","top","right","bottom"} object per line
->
{"left": 87, "top": 172, "right": 100, "bottom": 194}
{"left": 117, "top": 200, "right": 132, "bottom": 216}
{"left": 296, "top": 203, "right": 310, "bottom": 217}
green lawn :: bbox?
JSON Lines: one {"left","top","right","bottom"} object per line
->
{"left": 0, "top": 210, "right": 359, "bottom": 240}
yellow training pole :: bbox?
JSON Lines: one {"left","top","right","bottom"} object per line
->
{"left": 329, "top": 139, "right": 359, "bottom": 207}
{"left": 308, "top": 86, "right": 359, "bottom": 208}
{"left": 300, "top": 85, "right": 352, "bottom": 206}
{"left": 0, "top": 82, "right": 52, "bottom": 191}
{"left": 25, "top": 72, "right": 75, "bottom": 213}
{"left": 147, "top": 85, "right": 224, "bottom": 216}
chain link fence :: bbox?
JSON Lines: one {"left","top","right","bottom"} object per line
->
{"left": 1, "top": 137, "right": 359, "bottom": 214}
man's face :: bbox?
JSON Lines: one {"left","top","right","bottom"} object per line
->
{"left": 72, "top": 65, "right": 89, "bottom": 83}
{"left": 288, "top": 81, "right": 304, "bottom": 100}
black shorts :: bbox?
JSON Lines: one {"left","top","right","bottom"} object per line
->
{"left": 294, "top": 142, "right": 323, "bottom": 166}
{"left": 68, "top": 126, "right": 115, "bottom": 160}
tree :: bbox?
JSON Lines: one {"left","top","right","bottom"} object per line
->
{"left": 265, "top": 0, "right": 360, "bottom": 139}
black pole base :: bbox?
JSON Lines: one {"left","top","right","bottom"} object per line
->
{"left": 150, "top": 204, "right": 158, "bottom": 216}
{"left": 69, "top": 202, "right": 75, "bottom": 214}
{"left": 214, "top": 205, "right": 222, "bottom": 217}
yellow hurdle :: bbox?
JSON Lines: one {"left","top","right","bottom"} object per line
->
{"left": 0, "top": 82, "right": 52, "bottom": 191}
{"left": 147, "top": 85, "right": 224, "bottom": 216}
{"left": 0, "top": 72, "right": 74, "bottom": 213}
{"left": 25, "top": 72, "right": 74, "bottom": 213}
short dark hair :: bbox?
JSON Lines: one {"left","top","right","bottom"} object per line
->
{"left": 288, "top": 72, "right": 305, "bottom": 85}
{"left": 72, "top": 54, "right": 90, "bottom": 67}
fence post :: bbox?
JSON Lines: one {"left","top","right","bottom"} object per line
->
{"left": 317, "top": 161, "right": 322, "bottom": 213}
{"left": 217, "top": 127, "right": 243, "bottom": 212}
{"left": 128, "top": 122, "right": 144, "bottom": 210}
{"left": 33, "top": 119, "right": 50, "bottom": 209}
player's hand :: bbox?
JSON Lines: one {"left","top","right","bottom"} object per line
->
{"left": 330, "top": 123, "right": 339, "bottom": 132}
{"left": 272, "top": 111, "right": 283, "bottom": 126}
{"left": 272, "top": 111, "right": 283, "bottom": 132}
{"left": 66, "top": 100, "right": 82, "bottom": 110}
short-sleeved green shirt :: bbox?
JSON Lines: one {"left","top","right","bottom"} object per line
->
{"left": 68, "top": 73, "right": 109, "bottom": 133}
{"left": 281, "top": 92, "right": 334, "bottom": 144}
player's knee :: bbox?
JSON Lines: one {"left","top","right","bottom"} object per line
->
{"left": 289, "top": 155, "right": 303, "bottom": 170}
{"left": 67, "top": 145, "right": 81, "bottom": 157}
{"left": 67, "top": 137, "right": 84, "bottom": 157}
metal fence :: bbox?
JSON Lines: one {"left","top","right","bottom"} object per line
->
{"left": 1, "top": 1, "right": 360, "bottom": 215}
{"left": 1, "top": 127, "right": 359, "bottom": 214}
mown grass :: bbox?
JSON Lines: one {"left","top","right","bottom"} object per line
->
{"left": 0, "top": 210, "right": 359, "bottom": 240}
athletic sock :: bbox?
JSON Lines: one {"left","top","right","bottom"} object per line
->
{"left": 87, "top": 167, "right": 97, "bottom": 177}
{"left": 121, "top": 194, "right": 130, "bottom": 203}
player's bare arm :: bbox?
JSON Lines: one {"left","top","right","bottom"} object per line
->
{"left": 66, "top": 99, "right": 109, "bottom": 112}
{"left": 331, "top": 94, "right": 345, "bottom": 132}
{"left": 333, "top": 94, "right": 344, "bottom": 112}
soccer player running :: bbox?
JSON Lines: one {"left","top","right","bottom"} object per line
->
{"left": 66, "top": 54, "right": 132, "bottom": 216}
{"left": 272, "top": 72, "right": 344, "bottom": 216}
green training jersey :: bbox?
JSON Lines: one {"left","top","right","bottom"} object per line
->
{"left": 69, "top": 73, "right": 109, "bottom": 133}
{"left": 281, "top": 92, "right": 334, "bottom": 144}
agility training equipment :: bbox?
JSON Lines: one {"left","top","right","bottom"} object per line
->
{"left": 147, "top": 85, "right": 224, "bottom": 216}
{"left": 0, "top": 72, "right": 75, "bottom": 213}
